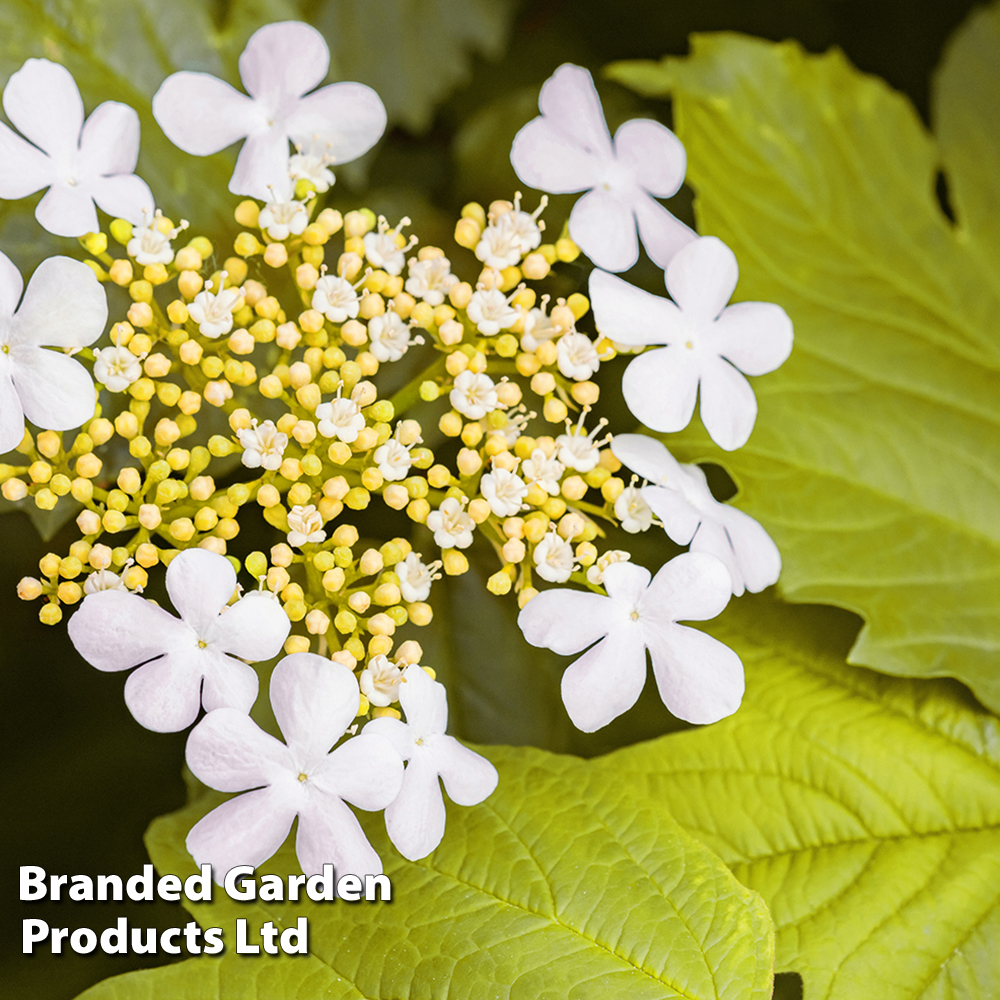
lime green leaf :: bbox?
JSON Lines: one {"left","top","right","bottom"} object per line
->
{"left": 74, "top": 744, "right": 774, "bottom": 999}
{"left": 600, "top": 592, "right": 1000, "bottom": 1000}
{"left": 606, "top": 27, "right": 1000, "bottom": 711}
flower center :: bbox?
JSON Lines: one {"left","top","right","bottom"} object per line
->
{"left": 298, "top": 772, "right": 308, "bottom": 782}
{"left": 198, "top": 639, "right": 207, "bottom": 649}
{"left": 630, "top": 609, "right": 641, "bottom": 621}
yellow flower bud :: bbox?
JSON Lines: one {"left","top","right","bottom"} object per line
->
{"left": 348, "top": 592, "right": 371, "bottom": 615}
{"left": 281, "top": 635, "right": 309, "bottom": 656}
{"left": 17, "top": 576, "right": 43, "bottom": 600}
{"left": 530, "top": 372, "right": 556, "bottom": 396}
{"left": 75, "top": 453, "right": 103, "bottom": 479}
{"left": 1, "top": 478, "right": 27, "bottom": 501}
{"left": 561, "top": 475, "right": 588, "bottom": 501}
{"left": 367, "top": 612, "right": 395, "bottom": 636}
{"left": 279, "top": 457, "right": 302, "bottom": 481}
{"left": 571, "top": 381, "right": 600, "bottom": 406}
{"left": 127, "top": 301, "right": 153, "bottom": 327}
{"left": 601, "top": 477, "right": 625, "bottom": 503}
{"left": 39, "top": 603, "right": 63, "bottom": 626}
{"left": 101, "top": 510, "right": 126, "bottom": 533}
{"left": 543, "top": 397, "right": 568, "bottom": 423}
{"left": 305, "top": 609, "right": 331, "bottom": 635}
{"left": 442, "top": 549, "right": 469, "bottom": 576}
{"left": 454, "top": 217, "right": 481, "bottom": 249}
{"left": 256, "top": 484, "right": 281, "bottom": 508}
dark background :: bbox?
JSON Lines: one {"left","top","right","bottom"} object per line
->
{"left": 1, "top": 0, "right": 979, "bottom": 996}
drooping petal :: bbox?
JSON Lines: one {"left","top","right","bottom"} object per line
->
{"left": 68, "top": 590, "right": 192, "bottom": 672}
{"left": 78, "top": 101, "right": 140, "bottom": 175}
{"left": 569, "top": 189, "right": 638, "bottom": 272}
{"left": 312, "top": 732, "right": 403, "bottom": 811}
{"left": 382, "top": 753, "right": 446, "bottom": 862}
{"left": 641, "top": 485, "right": 702, "bottom": 546}
{"left": 642, "top": 551, "right": 733, "bottom": 623}
{"left": 710, "top": 301, "right": 794, "bottom": 376}
{"left": 646, "top": 623, "right": 744, "bottom": 725}
{"left": 429, "top": 736, "right": 498, "bottom": 807}
{"left": 537, "top": 64, "right": 613, "bottom": 161}
{"left": 187, "top": 787, "right": 296, "bottom": 881}
{"left": 397, "top": 664, "right": 447, "bottom": 738}
{"left": 689, "top": 518, "right": 746, "bottom": 597}
{"left": 3, "top": 60, "right": 83, "bottom": 160}
{"left": 186, "top": 708, "right": 294, "bottom": 791}
{"left": 296, "top": 793, "right": 382, "bottom": 878}
{"left": 0, "top": 373, "right": 25, "bottom": 453}
{"left": 270, "top": 654, "right": 358, "bottom": 759}
{"left": 509, "top": 117, "right": 601, "bottom": 193}
{"left": 199, "top": 651, "right": 260, "bottom": 715}
{"left": 229, "top": 129, "right": 293, "bottom": 199}
{"left": 123, "top": 652, "right": 205, "bottom": 732}
{"left": 0, "top": 250, "right": 23, "bottom": 320}
{"left": 697, "top": 355, "right": 758, "bottom": 451}
{"left": 613, "top": 119, "right": 686, "bottom": 197}
{"left": 717, "top": 504, "right": 782, "bottom": 594}
{"left": 9, "top": 348, "right": 95, "bottom": 431}
{"left": 90, "top": 174, "right": 156, "bottom": 227}
{"left": 238, "top": 21, "right": 330, "bottom": 103}
{"left": 286, "top": 82, "right": 387, "bottom": 165}
{"left": 208, "top": 591, "right": 290, "bottom": 662}
{"left": 518, "top": 587, "right": 621, "bottom": 656}
{"left": 633, "top": 194, "right": 698, "bottom": 271}
{"left": 665, "top": 236, "right": 739, "bottom": 323}
{"left": 0, "top": 123, "right": 52, "bottom": 199}
{"left": 12, "top": 256, "right": 107, "bottom": 348}
{"left": 34, "top": 185, "right": 99, "bottom": 239}
{"left": 611, "top": 433, "right": 683, "bottom": 485}
{"left": 152, "top": 72, "right": 262, "bottom": 155}
{"left": 560, "top": 629, "right": 648, "bottom": 732}
{"left": 165, "top": 548, "right": 237, "bottom": 636}
{"left": 621, "top": 346, "right": 700, "bottom": 432}
{"left": 589, "top": 269, "right": 680, "bottom": 347}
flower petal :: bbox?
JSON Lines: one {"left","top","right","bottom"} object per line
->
{"left": 313, "top": 732, "right": 403, "bottom": 811}
{"left": 296, "top": 793, "right": 382, "bottom": 878}
{"left": 9, "top": 348, "right": 95, "bottom": 432}
{"left": 152, "top": 72, "right": 261, "bottom": 155}
{"left": 383, "top": 753, "right": 446, "bottom": 861}
{"left": 666, "top": 235, "right": 738, "bottom": 323}
{"left": 569, "top": 189, "right": 638, "bottom": 272}
{"left": 429, "top": 736, "right": 498, "bottom": 807}
{"left": 698, "top": 355, "right": 758, "bottom": 451}
{"left": 34, "top": 184, "right": 99, "bottom": 238}
{"left": 208, "top": 590, "right": 291, "bottom": 662}
{"left": 589, "top": 269, "right": 680, "bottom": 346}
{"left": 11, "top": 256, "right": 107, "bottom": 348}
{"left": 361, "top": 716, "right": 411, "bottom": 759}
{"left": 0, "top": 123, "right": 52, "bottom": 199}
{"left": 286, "top": 82, "right": 387, "bottom": 165}
{"left": 689, "top": 518, "right": 746, "bottom": 597}
{"left": 186, "top": 708, "right": 293, "bottom": 791}
{"left": 68, "top": 590, "right": 191, "bottom": 672}
{"left": 710, "top": 301, "right": 794, "bottom": 376}
{"left": 123, "top": 651, "right": 206, "bottom": 732}
{"left": 600, "top": 560, "right": 653, "bottom": 605}
{"left": 199, "top": 651, "right": 260, "bottom": 715}
{"left": 611, "top": 433, "right": 682, "bottom": 485}
{"left": 239, "top": 21, "right": 329, "bottom": 103}
{"left": 271, "top": 653, "right": 358, "bottom": 757}
{"left": 621, "top": 347, "right": 700, "bottom": 433}
{"left": 641, "top": 485, "right": 702, "bottom": 546}
{"left": 187, "top": 787, "right": 296, "bottom": 880}
{"left": 3, "top": 59, "right": 83, "bottom": 159}
{"left": 229, "top": 129, "right": 292, "bottom": 199}
{"left": 538, "top": 64, "right": 613, "bottom": 161}
{"left": 165, "top": 548, "right": 237, "bottom": 635}
{"left": 560, "top": 629, "right": 647, "bottom": 732}
{"left": 633, "top": 193, "right": 698, "bottom": 270}
{"left": 646, "top": 623, "right": 744, "bottom": 724}
{"left": 518, "top": 587, "right": 620, "bottom": 656}
{"left": 0, "top": 373, "right": 25, "bottom": 453}
{"left": 614, "top": 118, "right": 686, "bottom": 197}
{"left": 397, "top": 664, "right": 447, "bottom": 738}
{"left": 717, "top": 504, "right": 782, "bottom": 594}
{"left": 78, "top": 101, "right": 140, "bottom": 176}
{"left": 642, "top": 552, "right": 733, "bottom": 623}
{"left": 509, "top": 117, "right": 601, "bottom": 193}
{"left": 91, "top": 174, "right": 156, "bottom": 227}
{"left": 0, "top": 250, "right": 23, "bottom": 317}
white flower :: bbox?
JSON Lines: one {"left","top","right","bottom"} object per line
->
{"left": 187, "top": 278, "right": 244, "bottom": 339}
{"left": 395, "top": 553, "right": 441, "bottom": 603}
{"left": 185, "top": 653, "right": 403, "bottom": 879}
{"left": 501, "top": 194, "right": 546, "bottom": 254}
{"left": 68, "top": 548, "right": 290, "bottom": 732}
{"left": 358, "top": 653, "right": 403, "bottom": 707}
{"left": 480, "top": 467, "right": 528, "bottom": 517}
{"left": 287, "top": 504, "right": 326, "bottom": 548}
{"left": 533, "top": 529, "right": 577, "bottom": 583}
{"left": 258, "top": 197, "right": 308, "bottom": 241}
{"left": 373, "top": 438, "right": 413, "bottom": 481}
{"left": 0, "top": 59, "right": 153, "bottom": 237}
{"left": 612, "top": 433, "right": 781, "bottom": 596}
{"left": 237, "top": 419, "right": 287, "bottom": 471}
{"left": 127, "top": 210, "right": 186, "bottom": 266}
{"left": 556, "top": 331, "right": 600, "bottom": 381}
{"left": 585, "top": 549, "right": 630, "bottom": 586}
{"left": 475, "top": 215, "right": 524, "bottom": 271}
{"left": 0, "top": 252, "right": 107, "bottom": 453}
{"left": 520, "top": 294, "right": 562, "bottom": 353}
{"left": 153, "top": 22, "right": 386, "bottom": 200}
{"left": 288, "top": 151, "right": 334, "bottom": 192}
{"left": 510, "top": 63, "right": 693, "bottom": 272}
{"left": 485, "top": 405, "right": 531, "bottom": 447}
{"left": 311, "top": 274, "right": 361, "bottom": 324}
{"left": 555, "top": 411, "right": 610, "bottom": 473}
{"left": 365, "top": 664, "right": 497, "bottom": 860}
{"left": 466, "top": 287, "right": 520, "bottom": 335}
{"left": 83, "top": 569, "right": 130, "bottom": 595}
{"left": 368, "top": 309, "right": 422, "bottom": 362}
{"left": 614, "top": 485, "right": 653, "bottom": 533}
{"left": 518, "top": 554, "right": 742, "bottom": 730}
{"left": 449, "top": 370, "right": 498, "bottom": 420}
{"left": 93, "top": 344, "right": 143, "bottom": 393}
{"left": 426, "top": 497, "right": 474, "bottom": 550}
{"left": 521, "top": 448, "right": 564, "bottom": 496}
{"left": 405, "top": 256, "right": 457, "bottom": 306}
{"left": 590, "top": 236, "right": 794, "bottom": 451}
{"left": 315, "top": 394, "right": 364, "bottom": 443}
{"left": 363, "top": 216, "right": 414, "bottom": 276}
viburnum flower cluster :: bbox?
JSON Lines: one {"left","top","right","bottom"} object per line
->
{"left": 2, "top": 27, "right": 793, "bottom": 874}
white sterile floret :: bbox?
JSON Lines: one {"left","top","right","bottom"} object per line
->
{"left": 363, "top": 216, "right": 415, "bottom": 276}
{"left": 365, "top": 664, "right": 498, "bottom": 861}
{"left": 480, "top": 466, "right": 529, "bottom": 517}
{"left": 590, "top": 236, "right": 794, "bottom": 451}
{"left": 359, "top": 653, "right": 403, "bottom": 707}
{"left": 368, "top": 309, "right": 422, "bottom": 362}
{"left": 450, "top": 370, "right": 498, "bottom": 420}
{"left": 395, "top": 553, "right": 442, "bottom": 603}
{"left": 287, "top": 504, "right": 326, "bottom": 548}
{"left": 557, "top": 331, "right": 600, "bottom": 381}
{"left": 258, "top": 196, "right": 308, "bottom": 241}
{"left": 612, "top": 433, "right": 781, "bottom": 596}
{"left": 288, "top": 151, "right": 334, "bottom": 193}
{"left": 615, "top": 485, "right": 654, "bottom": 533}
{"left": 556, "top": 410, "right": 610, "bottom": 473}
{"left": 521, "top": 447, "right": 565, "bottom": 496}
{"left": 153, "top": 22, "right": 386, "bottom": 200}
{"left": 533, "top": 528, "right": 577, "bottom": 583}
{"left": 405, "top": 256, "right": 457, "bottom": 306}
{"left": 585, "top": 549, "right": 630, "bottom": 585}
{"left": 312, "top": 273, "right": 362, "bottom": 323}
{"left": 510, "top": 63, "right": 694, "bottom": 272}
{"left": 466, "top": 287, "right": 520, "bottom": 335}
{"left": 83, "top": 569, "right": 130, "bottom": 595}
{"left": 0, "top": 59, "right": 153, "bottom": 236}
{"left": 373, "top": 438, "right": 413, "bottom": 481}
{"left": 426, "top": 497, "right": 474, "bottom": 550}
{"left": 0, "top": 252, "right": 107, "bottom": 453}
{"left": 127, "top": 210, "right": 187, "bottom": 266}
{"left": 187, "top": 277, "right": 244, "bottom": 339}
{"left": 93, "top": 344, "right": 143, "bottom": 393}
{"left": 68, "top": 548, "right": 290, "bottom": 732}
{"left": 519, "top": 554, "right": 742, "bottom": 730}
{"left": 315, "top": 393, "right": 364, "bottom": 443}
{"left": 185, "top": 654, "right": 403, "bottom": 880}
{"left": 237, "top": 419, "right": 288, "bottom": 471}
{"left": 475, "top": 215, "right": 525, "bottom": 271}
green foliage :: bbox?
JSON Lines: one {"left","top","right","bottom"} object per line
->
{"left": 598, "top": 591, "right": 1000, "bottom": 999}
{"left": 73, "top": 744, "right": 774, "bottom": 1000}
{"left": 606, "top": 25, "right": 1000, "bottom": 712}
